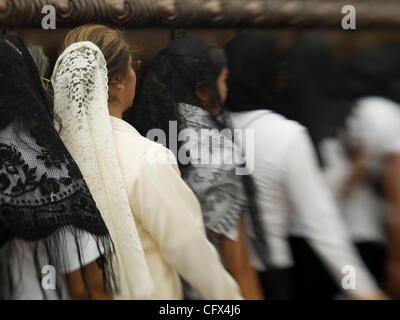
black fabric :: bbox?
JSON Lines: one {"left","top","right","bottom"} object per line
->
{"left": 225, "top": 30, "right": 283, "bottom": 114}
{"left": 258, "top": 268, "right": 295, "bottom": 300}
{"left": 131, "top": 33, "right": 221, "bottom": 157}
{"left": 0, "top": 35, "right": 117, "bottom": 299}
{"left": 344, "top": 43, "right": 400, "bottom": 104}
{"left": 280, "top": 34, "right": 353, "bottom": 163}
{"left": 289, "top": 238, "right": 386, "bottom": 300}
{"left": 355, "top": 241, "right": 386, "bottom": 286}
{"left": 289, "top": 236, "right": 340, "bottom": 300}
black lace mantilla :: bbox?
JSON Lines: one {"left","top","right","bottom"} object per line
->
{"left": 0, "top": 126, "right": 109, "bottom": 243}
{"left": 0, "top": 34, "right": 117, "bottom": 300}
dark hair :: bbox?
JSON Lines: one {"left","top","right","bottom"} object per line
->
{"left": 26, "top": 43, "right": 58, "bottom": 126}
{"left": 200, "top": 43, "right": 227, "bottom": 112}
{"left": 131, "top": 33, "right": 227, "bottom": 163}
{"left": 344, "top": 43, "right": 400, "bottom": 104}
{"left": 131, "top": 34, "right": 269, "bottom": 265}
{"left": 281, "top": 34, "right": 353, "bottom": 153}
{"left": 225, "top": 30, "right": 279, "bottom": 112}
{"left": 208, "top": 44, "right": 227, "bottom": 76}
{"left": 0, "top": 35, "right": 55, "bottom": 145}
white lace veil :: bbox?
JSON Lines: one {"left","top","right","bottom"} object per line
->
{"left": 51, "top": 41, "right": 154, "bottom": 299}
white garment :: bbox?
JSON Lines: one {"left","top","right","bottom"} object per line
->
{"left": 321, "top": 138, "right": 387, "bottom": 243}
{"left": 344, "top": 96, "right": 400, "bottom": 175}
{"left": 11, "top": 229, "right": 102, "bottom": 300}
{"left": 320, "top": 96, "right": 400, "bottom": 243}
{"left": 230, "top": 109, "right": 378, "bottom": 295}
{"left": 110, "top": 116, "right": 242, "bottom": 300}
{"left": 52, "top": 42, "right": 153, "bottom": 299}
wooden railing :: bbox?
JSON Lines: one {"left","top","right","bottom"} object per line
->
{"left": 1, "top": 0, "right": 400, "bottom": 29}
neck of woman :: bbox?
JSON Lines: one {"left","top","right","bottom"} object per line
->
{"left": 108, "top": 103, "right": 124, "bottom": 119}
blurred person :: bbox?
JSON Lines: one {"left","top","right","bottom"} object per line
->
{"left": 0, "top": 34, "right": 117, "bottom": 300}
{"left": 279, "top": 34, "right": 353, "bottom": 164}
{"left": 225, "top": 30, "right": 385, "bottom": 300}
{"left": 52, "top": 25, "right": 242, "bottom": 300}
{"left": 322, "top": 96, "right": 400, "bottom": 299}
{"left": 322, "top": 44, "right": 400, "bottom": 298}
{"left": 344, "top": 43, "right": 400, "bottom": 105}
{"left": 131, "top": 33, "right": 267, "bottom": 300}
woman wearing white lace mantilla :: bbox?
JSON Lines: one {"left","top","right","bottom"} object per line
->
{"left": 51, "top": 25, "right": 242, "bottom": 300}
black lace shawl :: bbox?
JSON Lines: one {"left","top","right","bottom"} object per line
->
{"left": 0, "top": 35, "right": 117, "bottom": 299}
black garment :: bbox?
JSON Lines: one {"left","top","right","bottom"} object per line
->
{"left": 0, "top": 35, "right": 117, "bottom": 299}
{"left": 131, "top": 33, "right": 222, "bottom": 155}
{"left": 289, "top": 236, "right": 340, "bottom": 300}
{"left": 289, "top": 238, "right": 386, "bottom": 300}
{"left": 280, "top": 34, "right": 353, "bottom": 163}
{"left": 344, "top": 43, "right": 400, "bottom": 105}
{"left": 355, "top": 242, "right": 386, "bottom": 286}
{"left": 259, "top": 268, "right": 295, "bottom": 300}
{"left": 225, "top": 31, "right": 282, "bottom": 114}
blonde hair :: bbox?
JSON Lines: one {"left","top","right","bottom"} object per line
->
{"left": 62, "top": 24, "right": 132, "bottom": 83}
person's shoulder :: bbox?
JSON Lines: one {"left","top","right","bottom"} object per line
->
{"left": 112, "top": 124, "right": 150, "bottom": 155}
{"left": 254, "top": 110, "right": 306, "bottom": 140}
{"left": 230, "top": 109, "right": 304, "bottom": 132}
{"left": 111, "top": 118, "right": 177, "bottom": 171}
{"left": 230, "top": 109, "right": 308, "bottom": 161}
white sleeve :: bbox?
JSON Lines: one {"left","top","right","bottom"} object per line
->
{"left": 319, "top": 137, "right": 351, "bottom": 197}
{"left": 61, "top": 228, "right": 104, "bottom": 274}
{"left": 128, "top": 147, "right": 243, "bottom": 300}
{"left": 286, "top": 130, "right": 379, "bottom": 296}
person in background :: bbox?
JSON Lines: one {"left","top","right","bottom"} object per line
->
{"left": 0, "top": 34, "right": 117, "bottom": 300}
{"left": 322, "top": 96, "right": 400, "bottom": 299}
{"left": 225, "top": 30, "right": 386, "bottom": 300}
{"left": 279, "top": 34, "right": 353, "bottom": 163}
{"left": 321, "top": 43, "right": 400, "bottom": 299}
{"left": 131, "top": 33, "right": 266, "bottom": 300}
{"left": 52, "top": 25, "right": 242, "bottom": 300}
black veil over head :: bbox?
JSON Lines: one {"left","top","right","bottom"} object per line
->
{"left": 0, "top": 35, "right": 117, "bottom": 299}
{"left": 225, "top": 30, "right": 279, "bottom": 112}
{"left": 130, "top": 33, "right": 224, "bottom": 144}
{"left": 281, "top": 33, "right": 353, "bottom": 158}
{"left": 344, "top": 43, "right": 400, "bottom": 104}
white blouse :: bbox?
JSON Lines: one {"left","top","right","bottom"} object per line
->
{"left": 10, "top": 229, "right": 102, "bottom": 300}
{"left": 110, "top": 116, "right": 242, "bottom": 300}
{"left": 230, "top": 110, "right": 378, "bottom": 296}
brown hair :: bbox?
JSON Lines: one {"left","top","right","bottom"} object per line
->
{"left": 61, "top": 24, "right": 131, "bottom": 83}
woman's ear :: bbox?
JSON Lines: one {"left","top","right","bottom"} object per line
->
{"left": 110, "top": 75, "right": 120, "bottom": 86}
{"left": 110, "top": 75, "right": 125, "bottom": 92}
